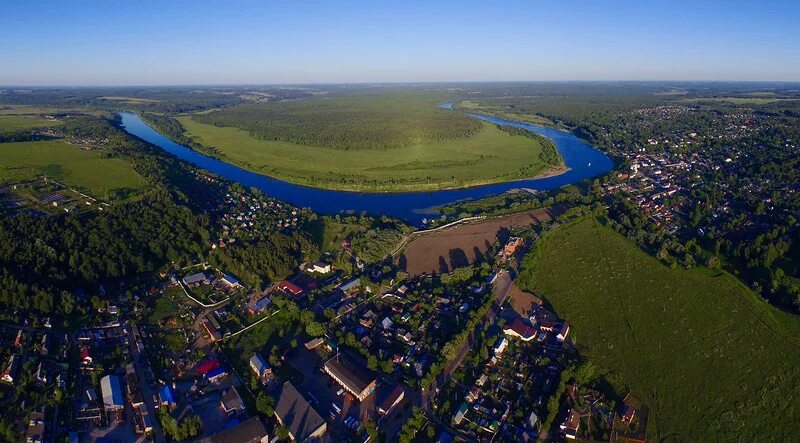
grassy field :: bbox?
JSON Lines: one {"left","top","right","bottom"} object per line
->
{"left": 177, "top": 114, "right": 563, "bottom": 192}
{"left": 0, "top": 140, "right": 144, "bottom": 199}
{"left": 0, "top": 115, "right": 61, "bottom": 131}
{"left": 519, "top": 218, "right": 800, "bottom": 441}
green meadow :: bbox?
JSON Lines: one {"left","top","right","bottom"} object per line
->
{"left": 0, "top": 115, "right": 61, "bottom": 131}
{"left": 519, "top": 218, "right": 800, "bottom": 441}
{"left": 0, "top": 140, "right": 144, "bottom": 199}
{"left": 172, "top": 93, "right": 564, "bottom": 192}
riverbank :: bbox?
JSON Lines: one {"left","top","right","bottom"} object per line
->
{"left": 118, "top": 112, "right": 612, "bottom": 225}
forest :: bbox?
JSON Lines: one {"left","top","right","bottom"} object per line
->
{"left": 191, "top": 92, "right": 483, "bottom": 150}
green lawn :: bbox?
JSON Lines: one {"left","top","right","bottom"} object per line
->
{"left": 177, "top": 115, "right": 564, "bottom": 192}
{"left": 519, "top": 218, "right": 800, "bottom": 441}
{"left": 0, "top": 115, "right": 61, "bottom": 131}
{"left": 0, "top": 140, "right": 144, "bottom": 199}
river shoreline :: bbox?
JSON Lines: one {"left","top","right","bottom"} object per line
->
{"left": 118, "top": 111, "right": 613, "bottom": 225}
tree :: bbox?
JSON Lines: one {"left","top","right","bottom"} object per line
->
{"left": 305, "top": 321, "right": 326, "bottom": 337}
{"left": 256, "top": 392, "right": 275, "bottom": 417}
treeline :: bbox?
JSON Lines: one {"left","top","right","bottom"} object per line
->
{"left": 0, "top": 113, "right": 305, "bottom": 318}
{"left": 192, "top": 94, "right": 483, "bottom": 151}
{"left": 497, "top": 124, "right": 562, "bottom": 165}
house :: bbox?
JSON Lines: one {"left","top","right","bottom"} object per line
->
{"left": 557, "top": 321, "right": 571, "bottom": 342}
{"left": 275, "top": 382, "right": 327, "bottom": 442}
{"left": 381, "top": 317, "right": 394, "bottom": 330}
{"left": 324, "top": 353, "right": 377, "bottom": 401}
{"left": 207, "top": 366, "right": 227, "bottom": 383}
{"left": 183, "top": 272, "right": 209, "bottom": 287}
{"left": 158, "top": 385, "right": 176, "bottom": 410}
{"left": 308, "top": 261, "right": 331, "bottom": 274}
{"left": 14, "top": 329, "right": 23, "bottom": 347}
{"left": 201, "top": 318, "right": 222, "bottom": 342}
{"left": 34, "top": 363, "right": 47, "bottom": 385}
{"left": 246, "top": 296, "right": 271, "bottom": 315}
{"left": 197, "top": 417, "right": 269, "bottom": 443}
{"left": 40, "top": 334, "right": 49, "bottom": 355}
{"left": 221, "top": 273, "right": 241, "bottom": 288}
{"left": 2, "top": 355, "right": 19, "bottom": 384}
{"left": 453, "top": 402, "right": 469, "bottom": 425}
{"left": 503, "top": 318, "right": 537, "bottom": 342}
{"left": 26, "top": 411, "right": 45, "bottom": 443}
{"left": 276, "top": 280, "right": 304, "bottom": 299}
{"left": 100, "top": 375, "right": 125, "bottom": 418}
{"left": 560, "top": 409, "right": 580, "bottom": 439}
{"left": 503, "top": 237, "right": 524, "bottom": 257}
{"left": 220, "top": 386, "right": 246, "bottom": 415}
{"left": 493, "top": 338, "right": 508, "bottom": 357}
{"left": 249, "top": 354, "right": 272, "bottom": 381}
{"left": 378, "top": 385, "right": 405, "bottom": 416}
{"left": 304, "top": 337, "right": 324, "bottom": 350}
{"left": 622, "top": 405, "right": 636, "bottom": 424}
{"left": 338, "top": 278, "right": 361, "bottom": 294}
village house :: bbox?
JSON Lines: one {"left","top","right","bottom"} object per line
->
{"left": 324, "top": 353, "right": 377, "bottom": 402}
{"left": 183, "top": 272, "right": 210, "bottom": 287}
{"left": 2, "top": 355, "right": 19, "bottom": 384}
{"left": 220, "top": 386, "right": 246, "bottom": 416}
{"left": 249, "top": 353, "right": 272, "bottom": 382}
{"left": 275, "top": 381, "right": 327, "bottom": 442}
{"left": 503, "top": 318, "right": 538, "bottom": 342}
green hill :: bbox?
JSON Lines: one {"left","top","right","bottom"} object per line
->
{"left": 518, "top": 217, "right": 800, "bottom": 441}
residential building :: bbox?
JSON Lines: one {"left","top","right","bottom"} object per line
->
{"left": 324, "top": 353, "right": 377, "bottom": 402}
{"left": 100, "top": 375, "right": 125, "bottom": 419}
{"left": 220, "top": 386, "right": 245, "bottom": 415}
{"left": 249, "top": 354, "right": 272, "bottom": 382}
{"left": 275, "top": 382, "right": 327, "bottom": 442}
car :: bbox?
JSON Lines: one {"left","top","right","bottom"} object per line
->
{"left": 336, "top": 388, "right": 344, "bottom": 396}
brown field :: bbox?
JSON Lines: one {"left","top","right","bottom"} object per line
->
{"left": 399, "top": 206, "right": 561, "bottom": 276}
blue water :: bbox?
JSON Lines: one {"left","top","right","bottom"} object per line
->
{"left": 118, "top": 109, "right": 612, "bottom": 226}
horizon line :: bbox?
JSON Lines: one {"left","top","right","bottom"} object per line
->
{"left": 2, "top": 79, "right": 800, "bottom": 89}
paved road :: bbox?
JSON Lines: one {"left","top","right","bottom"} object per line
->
{"left": 127, "top": 324, "right": 166, "bottom": 443}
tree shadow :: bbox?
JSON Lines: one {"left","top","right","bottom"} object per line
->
{"left": 448, "top": 248, "right": 469, "bottom": 269}
{"left": 438, "top": 256, "right": 449, "bottom": 274}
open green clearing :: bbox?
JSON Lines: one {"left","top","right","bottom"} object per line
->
{"left": 172, "top": 94, "right": 563, "bottom": 192}
{"left": 0, "top": 140, "right": 144, "bottom": 198}
{"left": 0, "top": 115, "right": 61, "bottom": 131}
{"left": 519, "top": 218, "right": 800, "bottom": 441}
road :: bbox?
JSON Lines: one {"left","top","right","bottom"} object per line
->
{"left": 418, "top": 270, "right": 514, "bottom": 442}
{"left": 127, "top": 324, "right": 166, "bottom": 443}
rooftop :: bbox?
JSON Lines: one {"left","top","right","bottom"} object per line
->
{"left": 324, "top": 353, "right": 376, "bottom": 395}
{"left": 275, "top": 381, "right": 327, "bottom": 442}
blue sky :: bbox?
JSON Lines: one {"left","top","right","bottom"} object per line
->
{"left": 1, "top": 0, "right": 798, "bottom": 85}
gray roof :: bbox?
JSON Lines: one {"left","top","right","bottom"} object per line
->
{"left": 183, "top": 272, "right": 208, "bottom": 285}
{"left": 275, "top": 381, "right": 326, "bottom": 442}
{"left": 100, "top": 374, "right": 124, "bottom": 409}
{"left": 195, "top": 417, "right": 267, "bottom": 443}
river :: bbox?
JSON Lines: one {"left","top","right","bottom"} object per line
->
{"left": 118, "top": 109, "right": 612, "bottom": 226}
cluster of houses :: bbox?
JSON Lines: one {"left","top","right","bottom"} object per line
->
{"left": 217, "top": 188, "right": 308, "bottom": 245}
{"left": 604, "top": 105, "right": 786, "bottom": 238}
{"left": 337, "top": 274, "right": 489, "bottom": 381}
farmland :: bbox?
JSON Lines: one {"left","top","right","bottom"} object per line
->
{"left": 170, "top": 93, "right": 564, "bottom": 192}
{"left": 0, "top": 114, "right": 61, "bottom": 131}
{"left": 518, "top": 218, "right": 800, "bottom": 441}
{"left": 400, "top": 206, "right": 560, "bottom": 276}
{"left": 0, "top": 139, "right": 144, "bottom": 199}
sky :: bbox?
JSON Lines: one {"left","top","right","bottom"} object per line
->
{"left": 1, "top": 0, "right": 799, "bottom": 85}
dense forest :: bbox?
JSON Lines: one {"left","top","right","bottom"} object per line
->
{"left": 191, "top": 93, "right": 483, "bottom": 150}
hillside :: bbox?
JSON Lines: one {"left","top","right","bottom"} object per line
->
{"left": 169, "top": 93, "right": 564, "bottom": 192}
{"left": 517, "top": 217, "right": 800, "bottom": 441}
